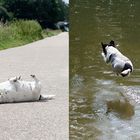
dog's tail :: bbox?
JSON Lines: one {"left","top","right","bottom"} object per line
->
{"left": 39, "top": 94, "right": 55, "bottom": 100}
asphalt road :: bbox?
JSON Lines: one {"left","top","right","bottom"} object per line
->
{"left": 0, "top": 32, "right": 69, "bottom": 140}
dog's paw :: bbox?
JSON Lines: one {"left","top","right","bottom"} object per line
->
{"left": 18, "top": 76, "right": 22, "bottom": 80}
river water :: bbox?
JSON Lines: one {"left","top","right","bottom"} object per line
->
{"left": 70, "top": 0, "right": 140, "bottom": 139}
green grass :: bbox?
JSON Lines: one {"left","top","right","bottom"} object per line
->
{"left": 42, "top": 28, "right": 61, "bottom": 38}
{"left": 0, "top": 20, "right": 61, "bottom": 50}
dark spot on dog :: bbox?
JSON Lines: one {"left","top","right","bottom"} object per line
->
{"left": 18, "top": 76, "right": 21, "bottom": 80}
{"left": 13, "top": 79, "right": 17, "bottom": 82}
{"left": 109, "top": 54, "right": 113, "bottom": 62}
{"left": 108, "top": 54, "right": 116, "bottom": 63}
{"left": 29, "top": 83, "right": 32, "bottom": 91}
{"left": 109, "top": 40, "right": 115, "bottom": 47}
{"left": 30, "top": 75, "right": 35, "bottom": 78}
{"left": 122, "top": 63, "right": 133, "bottom": 72}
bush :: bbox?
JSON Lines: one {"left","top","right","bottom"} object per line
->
{"left": 11, "top": 20, "right": 43, "bottom": 41}
{"left": 0, "top": 20, "right": 43, "bottom": 49}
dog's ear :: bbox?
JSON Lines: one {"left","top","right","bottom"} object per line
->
{"left": 109, "top": 40, "right": 115, "bottom": 47}
{"left": 101, "top": 42, "right": 104, "bottom": 46}
{"left": 101, "top": 42, "right": 108, "bottom": 48}
{"left": 101, "top": 42, "right": 105, "bottom": 47}
{"left": 101, "top": 42, "right": 107, "bottom": 55}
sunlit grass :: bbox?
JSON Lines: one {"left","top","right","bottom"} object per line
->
{"left": 42, "top": 28, "right": 61, "bottom": 38}
{"left": 0, "top": 20, "right": 61, "bottom": 50}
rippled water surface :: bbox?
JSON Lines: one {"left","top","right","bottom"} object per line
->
{"left": 70, "top": 0, "right": 140, "bottom": 139}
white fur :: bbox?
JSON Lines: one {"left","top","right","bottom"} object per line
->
{"left": 121, "top": 69, "right": 131, "bottom": 75}
{"left": 0, "top": 75, "right": 54, "bottom": 103}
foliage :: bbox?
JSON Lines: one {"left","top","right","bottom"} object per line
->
{"left": 0, "top": 20, "right": 43, "bottom": 49}
{"left": 10, "top": 20, "right": 43, "bottom": 41}
{"left": 0, "top": 5, "right": 12, "bottom": 22}
{"left": 0, "top": 0, "right": 68, "bottom": 50}
{"left": 42, "top": 28, "right": 61, "bottom": 38}
{"left": 1, "top": 0, "right": 69, "bottom": 28}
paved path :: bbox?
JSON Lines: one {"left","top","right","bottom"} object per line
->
{"left": 0, "top": 33, "right": 69, "bottom": 140}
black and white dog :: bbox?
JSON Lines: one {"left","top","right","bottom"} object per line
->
{"left": 101, "top": 40, "right": 133, "bottom": 77}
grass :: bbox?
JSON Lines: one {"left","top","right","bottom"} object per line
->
{"left": 42, "top": 28, "right": 61, "bottom": 38}
{"left": 0, "top": 20, "right": 61, "bottom": 50}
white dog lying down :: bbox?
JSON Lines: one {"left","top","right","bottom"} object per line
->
{"left": 101, "top": 40, "right": 133, "bottom": 77}
{"left": 0, "top": 75, "right": 55, "bottom": 103}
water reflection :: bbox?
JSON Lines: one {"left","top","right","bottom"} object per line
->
{"left": 106, "top": 99, "right": 134, "bottom": 120}
{"left": 70, "top": 0, "right": 140, "bottom": 139}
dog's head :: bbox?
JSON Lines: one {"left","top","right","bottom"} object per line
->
{"left": 101, "top": 40, "right": 116, "bottom": 55}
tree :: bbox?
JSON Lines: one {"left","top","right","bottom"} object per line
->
{"left": 0, "top": 0, "right": 12, "bottom": 24}
{"left": 2, "top": 0, "right": 69, "bottom": 28}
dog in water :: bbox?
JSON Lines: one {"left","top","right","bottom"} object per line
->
{"left": 0, "top": 75, "right": 55, "bottom": 103}
{"left": 101, "top": 40, "right": 133, "bottom": 77}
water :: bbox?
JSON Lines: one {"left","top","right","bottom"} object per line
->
{"left": 70, "top": 0, "right": 140, "bottom": 139}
